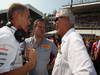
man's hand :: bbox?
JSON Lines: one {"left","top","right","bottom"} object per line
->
{"left": 25, "top": 47, "right": 37, "bottom": 70}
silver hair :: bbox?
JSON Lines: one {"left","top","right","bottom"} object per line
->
{"left": 56, "top": 8, "right": 75, "bottom": 25}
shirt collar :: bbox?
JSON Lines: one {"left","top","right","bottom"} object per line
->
{"left": 10, "top": 26, "right": 17, "bottom": 34}
{"left": 62, "top": 28, "right": 75, "bottom": 41}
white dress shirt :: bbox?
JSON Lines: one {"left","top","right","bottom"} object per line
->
{"left": 52, "top": 28, "right": 97, "bottom": 75}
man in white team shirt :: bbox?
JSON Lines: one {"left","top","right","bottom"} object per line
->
{"left": 52, "top": 9, "right": 97, "bottom": 75}
{"left": 0, "top": 3, "right": 37, "bottom": 75}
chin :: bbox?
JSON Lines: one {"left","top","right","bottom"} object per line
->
{"left": 57, "top": 32, "right": 62, "bottom": 37}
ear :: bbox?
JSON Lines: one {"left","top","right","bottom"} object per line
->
{"left": 11, "top": 11, "right": 20, "bottom": 21}
{"left": 13, "top": 11, "right": 17, "bottom": 18}
{"left": 10, "top": 11, "right": 19, "bottom": 24}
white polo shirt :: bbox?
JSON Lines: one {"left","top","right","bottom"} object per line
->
{"left": 52, "top": 28, "right": 97, "bottom": 75}
{"left": 0, "top": 26, "right": 21, "bottom": 73}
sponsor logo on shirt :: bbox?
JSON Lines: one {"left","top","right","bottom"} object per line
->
{"left": 0, "top": 48, "right": 8, "bottom": 51}
{"left": 41, "top": 45, "right": 50, "bottom": 48}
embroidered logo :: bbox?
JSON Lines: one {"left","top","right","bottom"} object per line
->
{"left": 41, "top": 45, "right": 50, "bottom": 48}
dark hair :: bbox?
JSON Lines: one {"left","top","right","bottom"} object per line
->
{"left": 8, "top": 3, "right": 27, "bottom": 21}
{"left": 33, "top": 18, "right": 46, "bottom": 27}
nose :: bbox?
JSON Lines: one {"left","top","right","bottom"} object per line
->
{"left": 55, "top": 21, "right": 59, "bottom": 26}
{"left": 55, "top": 21, "right": 59, "bottom": 29}
{"left": 55, "top": 24, "right": 58, "bottom": 30}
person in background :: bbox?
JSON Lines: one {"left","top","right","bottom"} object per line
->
{"left": 91, "top": 38, "right": 100, "bottom": 75}
{"left": 52, "top": 9, "right": 97, "bottom": 75}
{"left": 0, "top": 3, "right": 37, "bottom": 75}
{"left": 25, "top": 19, "right": 57, "bottom": 75}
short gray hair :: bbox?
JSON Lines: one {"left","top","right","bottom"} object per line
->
{"left": 56, "top": 9, "right": 75, "bottom": 25}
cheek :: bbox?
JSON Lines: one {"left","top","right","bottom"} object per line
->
{"left": 24, "top": 25, "right": 29, "bottom": 30}
{"left": 34, "top": 28, "right": 39, "bottom": 33}
{"left": 41, "top": 28, "right": 45, "bottom": 33}
{"left": 56, "top": 24, "right": 61, "bottom": 30}
{"left": 22, "top": 21, "right": 29, "bottom": 31}
{"left": 24, "top": 19, "right": 28, "bottom": 25}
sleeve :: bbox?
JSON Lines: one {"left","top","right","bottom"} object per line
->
{"left": 68, "top": 36, "right": 97, "bottom": 75}
{"left": 0, "top": 34, "right": 18, "bottom": 73}
{"left": 25, "top": 38, "right": 32, "bottom": 48}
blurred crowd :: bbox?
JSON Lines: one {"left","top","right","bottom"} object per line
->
{"left": 84, "top": 37, "right": 100, "bottom": 75}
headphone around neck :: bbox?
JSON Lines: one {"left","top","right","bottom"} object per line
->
{"left": 7, "top": 23, "right": 29, "bottom": 43}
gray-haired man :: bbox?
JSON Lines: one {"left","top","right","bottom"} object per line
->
{"left": 52, "top": 9, "right": 97, "bottom": 75}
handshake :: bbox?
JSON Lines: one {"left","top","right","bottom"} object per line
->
{"left": 24, "top": 47, "right": 37, "bottom": 71}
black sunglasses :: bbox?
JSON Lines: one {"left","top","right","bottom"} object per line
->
{"left": 54, "top": 16, "right": 65, "bottom": 22}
